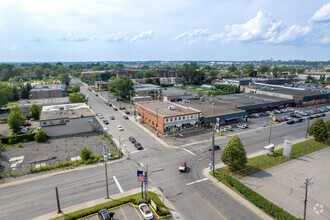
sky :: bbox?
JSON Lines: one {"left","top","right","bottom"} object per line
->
{"left": 0, "top": 0, "right": 330, "bottom": 62}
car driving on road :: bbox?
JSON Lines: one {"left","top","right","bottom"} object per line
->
{"left": 208, "top": 145, "right": 220, "bottom": 151}
{"left": 134, "top": 142, "right": 143, "bottom": 150}
{"left": 117, "top": 125, "right": 123, "bottom": 131}
{"left": 179, "top": 162, "right": 186, "bottom": 172}
{"left": 103, "top": 120, "right": 109, "bottom": 124}
{"left": 129, "top": 136, "right": 136, "bottom": 143}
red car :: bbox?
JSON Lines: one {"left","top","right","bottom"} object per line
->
{"left": 279, "top": 117, "right": 285, "bottom": 122}
{"left": 23, "top": 122, "right": 31, "bottom": 126}
{"left": 179, "top": 162, "right": 186, "bottom": 172}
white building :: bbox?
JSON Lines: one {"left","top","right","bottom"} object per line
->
{"left": 40, "top": 103, "right": 95, "bottom": 137}
{"left": 18, "top": 97, "right": 70, "bottom": 116}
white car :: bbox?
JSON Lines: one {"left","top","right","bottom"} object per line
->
{"left": 138, "top": 203, "right": 153, "bottom": 220}
{"left": 117, "top": 125, "right": 124, "bottom": 131}
{"left": 99, "top": 114, "right": 104, "bottom": 119}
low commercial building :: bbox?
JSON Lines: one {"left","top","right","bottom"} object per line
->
{"left": 81, "top": 70, "right": 109, "bottom": 79}
{"left": 40, "top": 103, "right": 95, "bottom": 137}
{"left": 134, "top": 84, "right": 162, "bottom": 100}
{"left": 131, "top": 96, "right": 152, "bottom": 103}
{"left": 30, "top": 84, "right": 67, "bottom": 99}
{"left": 94, "top": 81, "right": 108, "bottom": 90}
{"left": 18, "top": 97, "right": 70, "bottom": 116}
{"left": 135, "top": 101, "right": 202, "bottom": 134}
{"left": 162, "top": 87, "right": 198, "bottom": 102}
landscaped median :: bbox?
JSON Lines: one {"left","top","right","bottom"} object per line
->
{"left": 211, "top": 139, "right": 329, "bottom": 220}
{"left": 51, "top": 192, "right": 171, "bottom": 220}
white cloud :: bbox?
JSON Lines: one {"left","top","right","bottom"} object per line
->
{"left": 223, "top": 9, "right": 283, "bottom": 43}
{"left": 310, "top": 3, "right": 330, "bottom": 23}
{"left": 59, "top": 35, "right": 89, "bottom": 42}
{"left": 265, "top": 25, "right": 310, "bottom": 44}
{"left": 173, "top": 29, "right": 211, "bottom": 44}
{"left": 321, "top": 35, "right": 330, "bottom": 44}
{"left": 4, "top": 45, "right": 22, "bottom": 50}
{"left": 99, "top": 32, "right": 126, "bottom": 42}
{"left": 130, "top": 30, "right": 153, "bottom": 42}
{"left": 207, "top": 33, "right": 224, "bottom": 42}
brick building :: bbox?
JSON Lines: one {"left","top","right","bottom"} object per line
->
{"left": 133, "top": 84, "right": 162, "bottom": 100}
{"left": 94, "top": 81, "right": 108, "bottom": 90}
{"left": 116, "top": 69, "right": 140, "bottom": 79}
{"left": 135, "top": 101, "right": 201, "bottom": 134}
{"left": 30, "top": 84, "right": 67, "bottom": 99}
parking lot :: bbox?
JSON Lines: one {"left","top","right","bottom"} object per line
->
{"left": 81, "top": 203, "right": 161, "bottom": 220}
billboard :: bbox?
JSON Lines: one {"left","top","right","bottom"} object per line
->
{"left": 283, "top": 139, "right": 292, "bottom": 158}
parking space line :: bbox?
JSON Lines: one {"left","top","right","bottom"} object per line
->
{"left": 132, "top": 204, "right": 144, "bottom": 220}
{"left": 113, "top": 176, "right": 124, "bottom": 193}
{"left": 182, "top": 147, "right": 196, "bottom": 156}
{"left": 120, "top": 206, "right": 128, "bottom": 220}
{"left": 189, "top": 186, "right": 227, "bottom": 220}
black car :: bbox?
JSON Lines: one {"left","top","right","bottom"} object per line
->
{"left": 113, "top": 107, "right": 118, "bottom": 111}
{"left": 123, "top": 115, "right": 129, "bottom": 119}
{"left": 208, "top": 145, "right": 220, "bottom": 151}
{"left": 108, "top": 103, "right": 113, "bottom": 107}
{"left": 98, "top": 209, "right": 112, "bottom": 220}
{"left": 110, "top": 116, "right": 115, "bottom": 120}
{"left": 320, "top": 113, "right": 326, "bottom": 117}
{"left": 286, "top": 119, "right": 295, "bottom": 124}
{"left": 134, "top": 142, "right": 143, "bottom": 150}
{"left": 295, "top": 118, "right": 303, "bottom": 123}
{"left": 125, "top": 110, "right": 130, "bottom": 114}
{"left": 129, "top": 136, "right": 136, "bottom": 143}
{"left": 103, "top": 120, "right": 109, "bottom": 124}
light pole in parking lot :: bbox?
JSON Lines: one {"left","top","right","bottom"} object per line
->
{"left": 211, "top": 103, "right": 216, "bottom": 176}
{"left": 305, "top": 117, "right": 310, "bottom": 139}
{"left": 268, "top": 116, "right": 275, "bottom": 145}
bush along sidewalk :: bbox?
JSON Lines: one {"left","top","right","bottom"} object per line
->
{"left": 51, "top": 192, "right": 171, "bottom": 220}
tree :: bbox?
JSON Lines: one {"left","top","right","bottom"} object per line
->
{"left": 221, "top": 135, "right": 247, "bottom": 171}
{"left": 12, "top": 86, "right": 20, "bottom": 101}
{"left": 33, "top": 65, "right": 43, "bottom": 80}
{"left": 308, "top": 118, "right": 329, "bottom": 142}
{"left": 258, "top": 65, "right": 270, "bottom": 74}
{"left": 69, "top": 93, "right": 86, "bottom": 103}
{"left": 34, "top": 129, "right": 48, "bottom": 142}
{"left": 325, "top": 120, "right": 330, "bottom": 133}
{"left": 7, "top": 107, "right": 25, "bottom": 133}
{"left": 71, "top": 84, "right": 80, "bottom": 93}
{"left": 135, "top": 72, "right": 144, "bottom": 79}
{"left": 0, "top": 82, "right": 13, "bottom": 107}
{"left": 80, "top": 147, "right": 92, "bottom": 161}
{"left": 108, "top": 76, "right": 134, "bottom": 98}
{"left": 179, "top": 62, "right": 205, "bottom": 84}
{"left": 26, "top": 82, "right": 32, "bottom": 92}
{"left": 144, "top": 71, "right": 157, "bottom": 78}
{"left": 227, "top": 65, "right": 237, "bottom": 73}
{"left": 100, "top": 71, "right": 115, "bottom": 81}
{"left": 58, "top": 73, "right": 70, "bottom": 86}
{"left": 29, "top": 104, "right": 42, "bottom": 120}
{"left": 20, "top": 86, "right": 29, "bottom": 99}
{"left": 244, "top": 64, "right": 257, "bottom": 77}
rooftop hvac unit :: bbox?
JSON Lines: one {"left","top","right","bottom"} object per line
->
{"left": 168, "top": 106, "right": 175, "bottom": 110}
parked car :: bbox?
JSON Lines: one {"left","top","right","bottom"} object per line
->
{"left": 283, "top": 116, "right": 291, "bottom": 121}
{"left": 125, "top": 110, "right": 130, "bottom": 114}
{"left": 117, "top": 125, "right": 124, "bottom": 131}
{"left": 103, "top": 120, "right": 109, "bottom": 124}
{"left": 23, "top": 122, "right": 31, "bottom": 126}
{"left": 295, "top": 118, "right": 303, "bottom": 123}
{"left": 129, "top": 136, "right": 136, "bottom": 143}
{"left": 108, "top": 103, "right": 113, "bottom": 107}
{"left": 138, "top": 203, "right": 153, "bottom": 220}
{"left": 110, "top": 116, "right": 115, "bottom": 120}
{"left": 320, "top": 113, "right": 326, "bottom": 117}
{"left": 179, "top": 162, "right": 186, "bottom": 172}
{"left": 98, "top": 209, "right": 111, "bottom": 220}
{"left": 95, "top": 93, "right": 98, "bottom": 96}
{"left": 113, "top": 107, "right": 118, "bottom": 111}
{"left": 123, "top": 115, "right": 129, "bottom": 120}
{"left": 279, "top": 117, "right": 286, "bottom": 122}
{"left": 286, "top": 119, "right": 295, "bottom": 124}
{"left": 134, "top": 142, "right": 143, "bottom": 150}
{"left": 99, "top": 115, "right": 104, "bottom": 119}
{"left": 225, "top": 126, "right": 233, "bottom": 131}
{"left": 274, "top": 110, "right": 281, "bottom": 114}
{"left": 208, "top": 145, "right": 220, "bottom": 151}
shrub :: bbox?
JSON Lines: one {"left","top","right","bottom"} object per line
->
{"left": 80, "top": 147, "right": 92, "bottom": 161}
{"left": 0, "top": 132, "right": 35, "bottom": 144}
{"left": 34, "top": 129, "right": 48, "bottom": 143}
{"left": 17, "top": 142, "right": 22, "bottom": 148}
{"left": 226, "top": 175, "right": 298, "bottom": 220}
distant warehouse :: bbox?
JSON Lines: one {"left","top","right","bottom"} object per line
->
{"left": 30, "top": 84, "right": 67, "bottom": 99}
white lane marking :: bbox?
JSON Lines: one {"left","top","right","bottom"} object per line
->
{"left": 0, "top": 214, "right": 10, "bottom": 218}
{"left": 140, "top": 163, "right": 144, "bottom": 167}
{"left": 113, "top": 176, "right": 124, "bottom": 193}
{"left": 186, "top": 178, "right": 208, "bottom": 186}
{"left": 130, "top": 149, "right": 147, "bottom": 154}
{"left": 182, "top": 148, "right": 196, "bottom": 156}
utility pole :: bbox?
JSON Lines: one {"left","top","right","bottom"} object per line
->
{"left": 118, "top": 135, "right": 120, "bottom": 157}
{"left": 103, "top": 144, "right": 109, "bottom": 199}
{"left": 305, "top": 117, "right": 310, "bottom": 139}
{"left": 145, "top": 165, "right": 148, "bottom": 201}
{"left": 300, "top": 178, "right": 313, "bottom": 220}
{"left": 268, "top": 117, "right": 273, "bottom": 145}
{"left": 212, "top": 123, "right": 215, "bottom": 176}
{"left": 55, "top": 187, "right": 61, "bottom": 213}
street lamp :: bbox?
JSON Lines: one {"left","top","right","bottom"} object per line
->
{"left": 103, "top": 144, "right": 110, "bottom": 199}
{"left": 144, "top": 165, "right": 164, "bottom": 201}
{"left": 211, "top": 103, "right": 216, "bottom": 177}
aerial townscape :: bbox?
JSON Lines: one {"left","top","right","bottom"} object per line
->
{"left": 0, "top": 1, "right": 329, "bottom": 220}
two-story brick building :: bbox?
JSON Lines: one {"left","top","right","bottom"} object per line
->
{"left": 30, "top": 84, "right": 67, "bottom": 99}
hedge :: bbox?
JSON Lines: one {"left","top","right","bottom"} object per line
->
{"left": 52, "top": 192, "right": 171, "bottom": 220}
{"left": 0, "top": 132, "right": 36, "bottom": 145}
{"left": 0, "top": 118, "right": 7, "bottom": 123}
{"left": 226, "top": 175, "right": 299, "bottom": 220}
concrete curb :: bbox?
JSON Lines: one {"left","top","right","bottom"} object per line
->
{"left": 34, "top": 186, "right": 182, "bottom": 220}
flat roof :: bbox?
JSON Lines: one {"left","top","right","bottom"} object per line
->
{"left": 40, "top": 103, "right": 94, "bottom": 120}
{"left": 134, "top": 84, "right": 162, "bottom": 92}
{"left": 30, "top": 84, "right": 66, "bottom": 93}
{"left": 162, "top": 87, "right": 197, "bottom": 97}
{"left": 257, "top": 86, "right": 327, "bottom": 97}
{"left": 135, "top": 101, "right": 201, "bottom": 117}
{"left": 18, "top": 97, "right": 70, "bottom": 108}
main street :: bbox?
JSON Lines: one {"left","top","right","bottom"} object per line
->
{"left": 0, "top": 78, "right": 328, "bottom": 220}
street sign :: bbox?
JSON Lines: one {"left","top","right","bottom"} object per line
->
{"left": 216, "top": 118, "right": 220, "bottom": 123}
{"left": 137, "top": 170, "right": 147, "bottom": 182}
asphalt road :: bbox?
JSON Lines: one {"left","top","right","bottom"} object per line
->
{"left": 0, "top": 78, "right": 328, "bottom": 220}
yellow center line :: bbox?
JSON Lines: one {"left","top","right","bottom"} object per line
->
{"left": 0, "top": 176, "right": 113, "bottom": 206}
{"left": 189, "top": 186, "right": 227, "bottom": 220}
{"left": 132, "top": 203, "right": 144, "bottom": 220}
{"left": 121, "top": 206, "right": 128, "bottom": 220}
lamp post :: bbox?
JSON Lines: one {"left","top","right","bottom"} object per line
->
{"left": 144, "top": 166, "right": 164, "bottom": 201}
{"left": 268, "top": 116, "right": 274, "bottom": 145}
{"left": 300, "top": 178, "right": 313, "bottom": 220}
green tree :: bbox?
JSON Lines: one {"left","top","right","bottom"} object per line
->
{"left": 71, "top": 84, "right": 80, "bottom": 93}
{"left": 7, "top": 107, "right": 25, "bottom": 133}
{"left": 33, "top": 65, "right": 43, "bottom": 80}
{"left": 227, "top": 65, "right": 237, "bottom": 73}
{"left": 258, "top": 65, "right": 270, "bottom": 74}
{"left": 58, "top": 73, "right": 70, "bottom": 86}
{"left": 26, "top": 82, "right": 32, "bottom": 92}
{"left": 0, "top": 82, "right": 13, "bottom": 107}
{"left": 69, "top": 93, "right": 86, "bottom": 103}
{"left": 221, "top": 135, "right": 247, "bottom": 171}
{"left": 34, "top": 129, "right": 48, "bottom": 142}
{"left": 135, "top": 72, "right": 144, "bottom": 79}
{"left": 144, "top": 71, "right": 157, "bottom": 78}
{"left": 108, "top": 76, "right": 134, "bottom": 98}
{"left": 20, "top": 86, "right": 29, "bottom": 99}
{"left": 308, "top": 118, "right": 329, "bottom": 142}
{"left": 12, "top": 86, "right": 20, "bottom": 101}
{"left": 29, "top": 104, "right": 42, "bottom": 120}
{"left": 90, "top": 72, "right": 100, "bottom": 83}
{"left": 325, "top": 120, "right": 330, "bottom": 133}
{"left": 244, "top": 64, "right": 257, "bottom": 77}
{"left": 179, "top": 62, "right": 205, "bottom": 84}
{"left": 80, "top": 147, "right": 92, "bottom": 161}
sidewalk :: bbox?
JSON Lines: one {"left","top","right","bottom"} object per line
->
{"left": 35, "top": 186, "right": 182, "bottom": 220}
{"left": 203, "top": 137, "right": 309, "bottom": 220}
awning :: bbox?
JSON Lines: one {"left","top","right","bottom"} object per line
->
{"left": 164, "top": 119, "right": 199, "bottom": 128}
